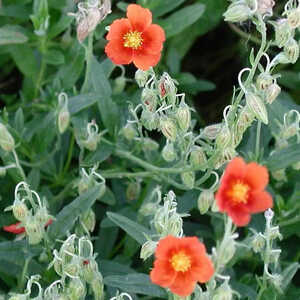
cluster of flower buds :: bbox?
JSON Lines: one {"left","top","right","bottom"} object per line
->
{"left": 57, "top": 92, "right": 70, "bottom": 134}
{"left": 4, "top": 182, "right": 52, "bottom": 244}
{"left": 49, "top": 235, "right": 104, "bottom": 300}
{"left": 68, "top": 0, "right": 111, "bottom": 42}
{"left": 76, "top": 120, "right": 106, "bottom": 151}
{"left": 110, "top": 291, "right": 132, "bottom": 300}
{"left": 140, "top": 190, "right": 188, "bottom": 260}
{"left": 223, "top": 0, "right": 258, "bottom": 23}
{"left": 0, "top": 122, "right": 15, "bottom": 152}
{"left": 251, "top": 209, "right": 283, "bottom": 290}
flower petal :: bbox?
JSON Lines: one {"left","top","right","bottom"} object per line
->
{"left": 223, "top": 157, "right": 247, "bottom": 179}
{"left": 245, "top": 162, "right": 269, "bottom": 190}
{"left": 142, "top": 24, "right": 165, "bottom": 54}
{"left": 155, "top": 235, "right": 178, "bottom": 260}
{"left": 106, "top": 18, "right": 132, "bottom": 41}
{"left": 169, "top": 272, "right": 196, "bottom": 297}
{"left": 190, "top": 255, "right": 214, "bottom": 283}
{"left": 133, "top": 51, "right": 161, "bottom": 70}
{"left": 3, "top": 222, "right": 25, "bottom": 234}
{"left": 247, "top": 190, "right": 273, "bottom": 213}
{"left": 228, "top": 209, "right": 251, "bottom": 227}
{"left": 105, "top": 39, "right": 133, "bottom": 65}
{"left": 127, "top": 4, "right": 152, "bottom": 32}
{"left": 150, "top": 259, "right": 176, "bottom": 287}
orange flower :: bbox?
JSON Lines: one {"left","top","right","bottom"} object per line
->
{"left": 216, "top": 157, "right": 273, "bottom": 226}
{"left": 105, "top": 4, "right": 165, "bottom": 70}
{"left": 150, "top": 235, "right": 214, "bottom": 297}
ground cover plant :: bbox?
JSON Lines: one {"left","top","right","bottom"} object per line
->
{"left": 0, "top": 0, "right": 300, "bottom": 299}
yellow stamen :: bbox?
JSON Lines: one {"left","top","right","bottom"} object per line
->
{"left": 227, "top": 181, "right": 250, "bottom": 204}
{"left": 170, "top": 251, "right": 191, "bottom": 272}
{"left": 123, "top": 31, "right": 143, "bottom": 49}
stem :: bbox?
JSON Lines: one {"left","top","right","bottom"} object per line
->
{"left": 255, "top": 120, "right": 262, "bottom": 160}
{"left": 18, "top": 257, "right": 30, "bottom": 291}
{"left": 34, "top": 36, "right": 47, "bottom": 98}
{"left": 12, "top": 149, "right": 26, "bottom": 181}
{"left": 81, "top": 32, "right": 94, "bottom": 93}
{"left": 63, "top": 133, "right": 75, "bottom": 174}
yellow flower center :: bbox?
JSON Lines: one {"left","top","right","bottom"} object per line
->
{"left": 123, "top": 31, "right": 143, "bottom": 49}
{"left": 227, "top": 181, "right": 250, "bottom": 204}
{"left": 170, "top": 251, "right": 191, "bottom": 272}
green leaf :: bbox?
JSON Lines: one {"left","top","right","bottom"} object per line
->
{"left": 266, "top": 144, "right": 300, "bottom": 171}
{"left": 48, "top": 15, "right": 73, "bottom": 39}
{"left": 142, "top": 0, "right": 187, "bottom": 17}
{"left": 44, "top": 49, "right": 65, "bottom": 65}
{"left": 14, "top": 107, "right": 24, "bottom": 134}
{"left": 159, "top": 4, "right": 205, "bottom": 38}
{"left": 97, "top": 187, "right": 116, "bottom": 205}
{"left": 104, "top": 274, "right": 167, "bottom": 298}
{"left": 68, "top": 93, "right": 98, "bottom": 115}
{"left": 98, "top": 259, "right": 136, "bottom": 277}
{"left": 48, "top": 185, "right": 103, "bottom": 240}
{"left": 83, "top": 143, "right": 114, "bottom": 165}
{"left": 281, "top": 263, "right": 299, "bottom": 290}
{"left": 0, "top": 25, "right": 28, "bottom": 45}
{"left": 106, "top": 212, "right": 152, "bottom": 245}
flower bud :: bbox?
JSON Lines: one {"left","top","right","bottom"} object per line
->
{"left": 142, "top": 88, "right": 157, "bottom": 112}
{"left": 223, "top": 3, "right": 252, "bottom": 23}
{"left": 256, "top": 72, "right": 273, "bottom": 90}
{"left": 140, "top": 240, "right": 157, "bottom": 260}
{"left": 141, "top": 110, "right": 159, "bottom": 131}
{"left": 168, "top": 214, "right": 183, "bottom": 237}
{"left": 271, "top": 169, "right": 287, "bottom": 182}
{"left": 77, "top": 17, "right": 89, "bottom": 43}
{"left": 219, "top": 238, "right": 236, "bottom": 265}
{"left": 213, "top": 282, "right": 233, "bottom": 300}
{"left": 35, "top": 206, "right": 51, "bottom": 226}
{"left": 282, "top": 124, "right": 298, "bottom": 139}
{"left": 287, "top": 8, "right": 300, "bottom": 29}
{"left": 12, "top": 201, "right": 28, "bottom": 222}
{"left": 158, "top": 73, "right": 177, "bottom": 102}
{"left": 202, "top": 123, "right": 222, "bottom": 140}
{"left": 58, "top": 107, "right": 70, "bottom": 134}
{"left": 0, "top": 166, "right": 6, "bottom": 177}
{"left": 25, "top": 219, "right": 43, "bottom": 245}
{"left": 68, "top": 278, "right": 86, "bottom": 300}
{"left": 113, "top": 76, "right": 126, "bottom": 95}
{"left": 275, "top": 137, "right": 288, "bottom": 149}
{"left": 251, "top": 233, "right": 265, "bottom": 253}
{"left": 139, "top": 203, "right": 158, "bottom": 216}
{"left": 215, "top": 126, "right": 232, "bottom": 149}
{"left": 0, "top": 123, "right": 15, "bottom": 152}
{"left": 65, "top": 261, "right": 80, "bottom": 278}
{"left": 87, "top": 7, "right": 101, "bottom": 33}
{"left": 81, "top": 135, "right": 100, "bottom": 151}
{"left": 265, "top": 83, "right": 281, "bottom": 104}
{"left": 257, "top": 0, "right": 275, "bottom": 16}
{"left": 180, "top": 171, "right": 195, "bottom": 189}
{"left": 284, "top": 38, "right": 299, "bottom": 63}
{"left": 160, "top": 118, "right": 177, "bottom": 141}
{"left": 198, "top": 190, "right": 214, "bottom": 214}
{"left": 269, "top": 226, "right": 282, "bottom": 240}
{"left": 272, "top": 19, "right": 293, "bottom": 48}
{"left": 81, "top": 210, "right": 96, "bottom": 232}
{"left": 126, "top": 181, "right": 141, "bottom": 201}
{"left": 162, "top": 142, "right": 177, "bottom": 162}
{"left": 176, "top": 102, "right": 191, "bottom": 132}
{"left": 81, "top": 259, "right": 98, "bottom": 283}
{"left": 189, "top": 146, "right": 207, "bottom": 169}
{"left": 78, "top": 176, "right": 90, "bottom": 195}
{"left": 143, "top": 137, "right": 159, "bottom": 151}
{"left": 91, "top": 274, "right": 104, "bottom": 300}
{"left": 122, "top": 123, "right": 137, "bottom": 140}
{"left": 135, "top": 69, "right": 149, "bottom": 87}
{"left": 245, "top": 92, "right": 268, "bottom": 124}
{"left": 269, "top": 249, "right": 281, "bottom": 266}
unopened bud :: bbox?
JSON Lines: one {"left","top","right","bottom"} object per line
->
{"left": 0, "top": 166, "right": 6, "bottom": 177}
{"left": 158, "top": 73, "right": 177, "bottom": 102}
{"left": 13, "top": 202, "right": 28, "bottom": 222}
{"left": 91, "top": 274, "right": 104, "bottom": 300}
{"left": 216, "top": 126, "right": 232, "bottom": 149}
{"left": 189, "top": 146, "right": 207, "bottom": 168}
{"left": 282, "top": 124, "right": 298, "bottom": 139}
{"left": 113, "top": 76, "right": 126, "bottom": 95}
{"left": 160, "top": 118, "right": 177, "bottom": 141}
{"left": 87, "top": 8, "right": 101, "bottom": 33}
{"left": 265, "top": 83, "right": 281, "bottom": 104}
{"left": 256, "top": 72, "right": 273, "bottom": 90}
{"left": 141, "top": 110, "right": 159, "bottom": 131}
{"left": 176, "top": 102, "right": 191, "bottom": 132}
{"left": 142, "top": 88, "right": 157, "bottom": 112}
{"left": 213, "top": 282, "right": 233, "bottom": 300}
{"left": 81, "top": 135, "right": 100, "bottom": 151}
{"left": 65, "top": 261, "right": 80, "bottom": 277}
{"left": 269, "top": 249, "right": 281, "bottom": 266}
{"left": 68, "top": 278, "right": 86, "bottom": 300}
{"left": 82, "top": 259, "right": 98, "bottom": 283}
{"left": 180, "top": 171, "right": 195, "bottom": 189}
{"left": 257, "top": 0, "right": 275, "bottom": 16}
{"left": 143, "top": 137, "right": 159, "bottom": 151}
{"left": 251, "top": 233, "right": 265, "bottom": 253}
{"left": 202, "top": 123, "right": 222, "bottom": 140}
{"left": 246, "top": 92, "right": 268, "bottom": 124}
{"left": 126, "top": 181, "right": 141, "bottom": 201}
{"left": 122, "top": 123, "right": 137, "bottom": 140}
{"left": 269, "top": 226, "right": 282, "bottom": 240}
{"left": 25, "top": 219, "right": 43, "bottom": 245}
{"left": 58, "top": 107, "right": 70, "bottom": 134}
{"left": 272, "top": 19, "right": 293, "bottom": 48}
{"left": 162, "top": 142, "right": 177, "bottom": 162}
{"left": 140, "top": 240, "right": 157, "bottom": 260}
{"left": 271, "top": 169, "right": 287, "bottom": 182}
{"left": 287, "top": 8, "right": 300, "bottom": 29}
{"left": 77, "top": 18, "right": 89, "bottom": 43}
{"left": 135, "top": 69, "right": 149, "bottom": 87}
{"left": 81, "top": 210, "right": 96, "bottom": 232}
{"left": 223, "top": 3, "right": 252, "bottom": 23}
{"left": 139, "top": 203, "right": 158, "bottom": 216}
{"left": 284, "top": 38, "right": 299, "bottom": 63}
{"left": 0, "top": 123, "right": 15, "bottom": 152}
{"left": 198, "top": 190, "right": 214, "bottom": 214}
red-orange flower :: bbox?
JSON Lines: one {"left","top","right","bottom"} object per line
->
{"left": 216, "top": 157, "right": 273, "bottom": 226}
{"left": 3, "top": 219, "right": 53, "bottom": 234}
{"left": 105, "top": 4, "right": 165, "bottom": 70}
{"left": 150, "top": 235, "right": 214, "bottom": 297}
